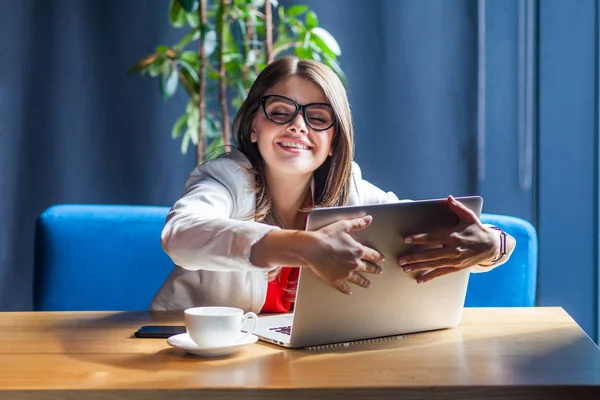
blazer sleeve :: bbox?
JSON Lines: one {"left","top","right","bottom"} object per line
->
{"left": 160, "top": 155, "right": 279, "bottom": 272}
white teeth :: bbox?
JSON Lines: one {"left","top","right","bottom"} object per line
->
{"left": 279, "top": 141, "right": 311, "bottom": 150}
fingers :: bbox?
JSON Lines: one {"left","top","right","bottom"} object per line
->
{"left": 398, "top": 247, "right": 455, "bottom": 270}
{"left": 404, "top": 231, "right": 448, "bottom": 245}
{"left": 334, "top": 268, "right": 378, "bottom": 295}
{"left": 335, "top": 281, "right": 353, "bottom": 295}
{"left": 361, "top": 245, "right": 385, "bottom": 263}
{"left": 400, "top": 259, "right": 455, "bottom": 272}
{"left": 416, "top": 266, "right": 458, "bottom": 284}
{"left": 356, "top": 260, "right": 384, "bottom": 275}
{"left": 342, "top": 215, "right": 373, "bottom": 233}
{"left": 346, "top": 271, "right": 372, "bottom": 289}
{"left": 447, "top": 195, "right": 478, "bottom": 224}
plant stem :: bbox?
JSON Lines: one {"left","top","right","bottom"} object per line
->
{"left": 265, "top": 0, "right": 273, "bottom": 63}
{"left": 242, "top": 3, "right": 254, "bottom": 83}
{"left": 219, "top": 0, "right": 231, "bottom": 147}
{"left": 197, "top": 0, "right": 207, "bottom": 163}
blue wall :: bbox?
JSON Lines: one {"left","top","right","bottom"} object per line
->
{"left": 537, "top": 0, "right": 598, "bottom": 339}
{"left": 0, "top": 0, "right": 195, "bottom": 310}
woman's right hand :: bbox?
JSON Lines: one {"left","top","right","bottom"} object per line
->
{"left": 305, "top": 215, "right": 385, "bottom": 295}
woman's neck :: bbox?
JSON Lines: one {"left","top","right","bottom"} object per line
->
{"left": 266, "top": 170, "right": 312, "bottom": 230}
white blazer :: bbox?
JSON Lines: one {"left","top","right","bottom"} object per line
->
{"left": 151, "top": 150, "right": 495, "bottom": 312}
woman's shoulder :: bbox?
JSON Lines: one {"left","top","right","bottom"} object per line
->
{"left": 202, "top": 148, "right": 252, "bottom": 169}
{"left": 186, "top": 148, "right": 254, "bottom": 189}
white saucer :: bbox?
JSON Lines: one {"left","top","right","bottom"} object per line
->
{"left": 167, "top": 333, "right": 258, "bottom": 357}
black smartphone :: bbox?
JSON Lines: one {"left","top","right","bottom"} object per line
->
{"left": 134, "top": 325, "right": 186, "bottom": 338}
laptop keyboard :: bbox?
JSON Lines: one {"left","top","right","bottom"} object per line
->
{"left": 269, "top": 325, "right": 291, "bottom": 335}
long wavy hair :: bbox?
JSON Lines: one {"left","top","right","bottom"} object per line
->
{"left": 232, "top": 56, "right": 355, "bottom": 224}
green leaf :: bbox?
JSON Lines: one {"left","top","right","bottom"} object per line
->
{"left": 222, "top": 24, "right": 239, "bottom": 54}
{"left": 285, "top": 5, "right": 308, "bottom": 17}
{"left": 215, "top": 1, "right": 224, "bottom": 36}
{"left": 169, "top": 0, "right": 187, "bottom": 28}
{"left": 181, "top": 129, "right": 191, "bottom": 154}
{"left": 246, "top": 48, "right": 260, "bottom": 66}
{"left": 231, "top": 94, "right": 244, "bottom": 110}
{"left": 306, "top": 10, "right": 318, "bottom": 29}
{"left": 155, "top": 45, "right": 170, "bottom": 55}
{"left": 203, "top": 29, "right": 218, "bottom": 55}
{"left": 172, "top": 113, "right": 189, "bottom": 139}
{"left": 290, "top": 16, "right": 305, "bottom": 34}
{"left": 180, "top": 51, "right": 199, "bottom": 65}
{"left": 186, "top": 11, "right": 200, "bottom": 28}
{"left": 204, "top": 114, "right": 221, "bottom": 139}
{"left": 236, "top": 14, "right": 247, "bottom": 39}
{"left": 187, "top": 99, "right": 200, "bottom": 144}
{"left": 205, "top": 136, "right": 225, "bottom": 160}
{"left": 252, "top": 0, "right": 266, "bottom": 7}
{"left": 310, "top": 27, "right": 341, "bottom": 56}
{"left": 223, "top": 53, "right": 244, "bottom": 64}
{"left": 179, "top": 0, "right": 198, "bottom": 12}
{"left": 322, "top": 53, "right": 348, "bottom": 87}
{"left": 127, "top": 54, "right": 157, "bottom": 74}
{"left": 207, "top": 70, "right": 220, "bottom": 80}
{"left": 177, "top": 59, "right": 200, "bottom": 83}
{"left": 160, "top": 62, "right": 179, "bottom": 99}
{"left": 294, "top": 46, "right": 312, "bottom": 60}
{"left": 148, "top": 59, "right": 163, "bottom": 77}
{"left": 174, "top": 29, "right": 200, "bottom": 52}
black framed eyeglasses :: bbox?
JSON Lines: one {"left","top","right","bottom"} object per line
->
{"left": 261, "top": 95, "right": 336, "bottom": 131}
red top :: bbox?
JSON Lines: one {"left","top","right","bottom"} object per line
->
{"left": 261, "top": 266, "right": 300, "bottom": 313}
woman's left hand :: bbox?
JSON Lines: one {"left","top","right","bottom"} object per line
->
{"left": 398, "top": 195, "right": 500, "bottom": 283}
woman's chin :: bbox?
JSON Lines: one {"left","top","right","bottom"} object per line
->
{"left": 265, "top": 158, "right": 322, "bottom": 177}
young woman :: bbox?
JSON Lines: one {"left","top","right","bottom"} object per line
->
{"left": 151, "top": 56, "right": 516, "bottom": 313}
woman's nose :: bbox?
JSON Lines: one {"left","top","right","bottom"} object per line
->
{"left": 286, "top": 111, "right": 309, "bottom": 135}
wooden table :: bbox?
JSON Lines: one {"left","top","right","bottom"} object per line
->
{"left": 0, "top": 307, "right": 599, "bottom": 399}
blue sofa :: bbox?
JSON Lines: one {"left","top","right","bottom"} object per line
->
{"left": 33, "top": 205, "right": 538, "bottom": 311}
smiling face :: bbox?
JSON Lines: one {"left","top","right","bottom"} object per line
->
{"left": 250, "top": 76, "right": 335, "bottom": 179}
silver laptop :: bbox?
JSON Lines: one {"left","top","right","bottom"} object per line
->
{"left": 253, "top": 196, "right": 483, "bottom": 348}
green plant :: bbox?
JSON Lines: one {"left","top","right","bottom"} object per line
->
{"left": 129, "top": 0, "right": 346, "bottom": 162}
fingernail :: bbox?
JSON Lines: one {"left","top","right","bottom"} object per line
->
{"left": 404, "top": 237, "right": 412, "bottom": 244}
{"left": 347, "top": 290, "right": 353, "bottom": 295}
{"left": 399, "top": 258, "right": 407, "bottom": 266}
{"left": 416, "top": 279, "right": 423, "bottom": 284}
{"left": 365, "top": 282, "right": 372, "bottom": 288}
{"left": 403, "top": 266, "right": 412, "bottom": 272}
{"left": 377, "top": 267, "right": 384, "bottom": 274}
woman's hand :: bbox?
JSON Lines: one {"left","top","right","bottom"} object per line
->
{"left": 305, "top": 215, "right": 385, "bottom": 295}
{"left": 398, "top": 195, "right": 500, "bottom": 284}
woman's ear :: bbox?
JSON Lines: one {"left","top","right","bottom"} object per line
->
{"left": 328, "top": 148, "right": 333, "bottom": 156}
{"left": 251, "top": 130, "right": 257, "bottom": 143}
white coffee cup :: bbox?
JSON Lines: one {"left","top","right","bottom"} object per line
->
{"left": 184, "top": 306, "right": 258, "bottom": 347}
